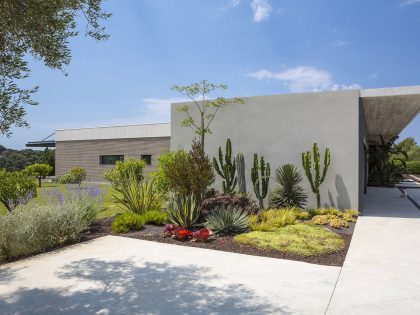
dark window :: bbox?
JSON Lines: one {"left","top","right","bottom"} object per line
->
{"left": 100, "top": 155, "right": 124, "bottom": 165}
{"left": 141, "top": 154, "right": 152, "bottom": 165}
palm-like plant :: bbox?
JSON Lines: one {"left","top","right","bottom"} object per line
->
{"left": 167, "top": 193, "right": 200, "bottom": 228}
{"left": 269, "top": 164, "right": 307, "bottom": 208}
{"left": 368, "top": 135, "right": 408, "bottom": 187}
{"left": 206, "top": 206, "right": 249, "bottom": 235}
{"left": 113, "top": 170, "right": 164, "bottom": 214}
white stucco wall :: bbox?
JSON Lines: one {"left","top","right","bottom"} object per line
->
{"left": 171, "top": 89, "right": 362, "bottom": 210}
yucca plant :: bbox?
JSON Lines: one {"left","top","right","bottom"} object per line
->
{"left": 113, "top": 170, "right": 164, "bottom": 215}
{"left": 206, "top": 206, "right": 249, "bottom": 235}
{"left": 269, "top": 164, "right": 307, "bottom": 208}
{"left": 167, "top": 193, "right": 200, "bottom": 228}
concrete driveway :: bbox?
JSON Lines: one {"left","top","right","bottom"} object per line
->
{"left": 326, "top": 187, "right": 420, "bottom": 315}
{"left": 0, "top": 236, "right": 340, "bottom": 315}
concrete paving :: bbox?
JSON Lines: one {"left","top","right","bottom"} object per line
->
{"left": 0, "top": 236, "right": 340, "bottom": 315}
{"left": 326, "top": 187, "right": 420, "bottom": 315}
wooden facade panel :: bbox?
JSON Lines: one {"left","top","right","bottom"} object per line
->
{"left": 56, "top": 137, "right": 170, "bottom": 181}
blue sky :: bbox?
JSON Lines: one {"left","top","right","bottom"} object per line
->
{"left": 3, "top": 0, "right": 420, "bottom": 149}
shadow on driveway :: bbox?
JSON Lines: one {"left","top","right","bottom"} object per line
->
{"left": 0, "top": 258, "right": 290, "bottom": 314}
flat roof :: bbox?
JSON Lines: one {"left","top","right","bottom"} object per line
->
{"left": 360, "top": 85, "right": 420, "bottom": 144}
{"left": 56, "top": 123, "right": 170, "bottom": 142}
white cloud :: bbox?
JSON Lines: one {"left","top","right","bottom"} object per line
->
{"left": 251, "top": 0, "right": 272, "bottom": 22}
{"left": 401, "top": 0, "right": 420, "bottom": 6}
{"left": 248, "top": 66, "right": 361, "bottom": 92}
{"left": 331, "top": 39, "right": 350, "bottom": 47}
{"left": 139, "top": 97, "right": 187, "bottom": 122}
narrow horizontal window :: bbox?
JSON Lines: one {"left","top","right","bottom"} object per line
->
{"left": 141, "top": 154, "right": 152, "bottom": 165}
{"left": 100, "top": 155, "right": 124, "bottom": 165}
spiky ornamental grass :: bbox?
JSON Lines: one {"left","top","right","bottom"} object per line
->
{"left": 206, "top": 205, "right": 249, "bottom": 236}
{"left": 269, "top": 164, "right": 307, "bottom": 209}
{"left": 167, "top": 193, "right": 200, "bottom": 228}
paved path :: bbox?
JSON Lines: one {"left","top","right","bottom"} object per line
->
{"left": 0, "top": 236, "right": 339, "bottom": 315}
{"left": 2, "top": 187, "right": 420, "bottom": 314}
{"left": 326, "top": 187, "right": 420, "bottom": 315}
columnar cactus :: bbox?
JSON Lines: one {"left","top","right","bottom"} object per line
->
{"left": 251, "top": 154, "right": 270, "bottom": 209}
{"left": 301, "top": 143, "right": 330, "bottom": 208}
{"left": 235, "top": 152, "right": 246, "bottom": 194}
{"left": 213, "top": 139, "right": 237, "bottom": 194}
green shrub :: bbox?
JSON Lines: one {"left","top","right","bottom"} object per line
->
{"left": 343, "top": 209, "right": 358, "bottom": 222}
{"left": 104, "top": 159, "right": 146, "bottom": 191}
{"left": 112, "top": 212, "right": 146, "bottom": 233}
{"left": 113, "top": 171, "right": 164, "bottom": 215}
{"left": 0, "top": 198, "right": 99, "bottom": 261}
{"left": 25, "top": 163, "right": 53, "bottom": 187}
{"left": 250, "top": 209, "right": 296, "bottom": 231}
{"left": 269, "top": 164, "right": 307, "bottom": 208}
{"left": 154, "top": 141, "right": 214, "bottom": 202}
{"left": 407, "top": 161, "right": 420, "bottom": 174}
{"left": 0, "top": 169, "right": 37, "bottom": 212}
{"left": 206, "top": 206, "right": 249, "bottom": 235}
{"left": 167, "top": 193, "right": 200, "bottom": 228}
{"left": 143, "top": 210, "right": 168, "bottom": 225}
{"left": 234, "top": 224, "right": 345, "bottom": 257}
{"left": 59, "top": 167, "right": 87, "bottom": 187}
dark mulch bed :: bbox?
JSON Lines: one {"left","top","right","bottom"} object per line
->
{"left": 1, "top": 217, "right": 354, "bottom": 267}
{"left": 82, "top": 217, "right": 355, "bottom": 267}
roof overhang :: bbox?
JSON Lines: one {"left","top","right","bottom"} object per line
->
{"left": 361, "top": 86, "right": 420, "bottom": 145}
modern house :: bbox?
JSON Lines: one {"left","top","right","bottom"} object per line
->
{"left": 171, "top": 86, "right": 420, "bottom": 210}
{"left": 55, "top": 123, "right": 170, "bottom": 181}
{"left": 51, "top": 85, "right": 419, "bottom": 210}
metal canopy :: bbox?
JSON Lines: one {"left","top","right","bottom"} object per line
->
{"left": 361, "top": 86, "right": 420, "bottom": 145}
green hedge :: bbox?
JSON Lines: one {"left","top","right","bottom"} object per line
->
{"left": 407, "top": 161, "right": 420, "bottom": 175}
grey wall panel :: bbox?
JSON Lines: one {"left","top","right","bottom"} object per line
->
{"left": 171, "top": 90, "right": 361, "bottom": 209}
{"left": 56, "top": 137, "right": 170, "bottom": 181}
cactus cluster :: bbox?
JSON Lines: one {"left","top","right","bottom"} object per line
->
{"left": 213, "top": 139, "right": 237, "bottom": 194}
{"left": 251, "top": 154, "right": 270, "bottom": 209}
{"left": 301, "top": 143, "right": 330, "bottom": 208}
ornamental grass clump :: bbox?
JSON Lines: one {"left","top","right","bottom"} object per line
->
{"left": 250, "top": 209, "right": 297, "bottom": 232}
{"left": 206, "top": 206, "right": 249, "bottom": 236}
{"left": 112, "top": 171, "right": 164, "bottom": 215}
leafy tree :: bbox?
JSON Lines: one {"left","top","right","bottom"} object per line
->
{"left": 69, "top": 167, "right": 87, "bottom": 189}
{"left": 0, "top": 169, "right": 37, "bottom": 211}
{"left": 394, "top": 137, "right": 420, "bottom": 161}
{"left": 0, "top": 0, "right": 111, "bottom": 136}
{"left": 25, "top": 163, "right": 53, "bottom": 187}
{"left": 172, "top": 80, "right": 243, "bottom": 151}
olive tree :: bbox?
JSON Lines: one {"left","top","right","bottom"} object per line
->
{"left": 25, "top": 163, "right": 53, "bottom": 187}
{"left": 0, "top": 0, "right": 111, "bottom": 136}
{"left": 0, "top": 169, "right": 37, "bottom": 211}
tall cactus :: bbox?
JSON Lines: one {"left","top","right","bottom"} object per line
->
{"left": 235, "top": 152, "right": 246, "bottom": 194}
{"left": 301, "top": 143, "right": 330, "bottom": 208}
{"left": 251, "top": 153, "right": 270, "bottom": 209}
{"left": 213, "top": 139, "right": 237, "bottom": 194}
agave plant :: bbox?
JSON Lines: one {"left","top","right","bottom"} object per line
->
{"left": 167, "top": 193, "right": 200, "bottom": 228}
{"left": 113, "top": 170, "right": 164, "bottom": 215}
{"left": 206, "top": 205, "right": 249, "bottom": 235}
{"left": 269, "top": 164, "right": 307, "bottom": 208}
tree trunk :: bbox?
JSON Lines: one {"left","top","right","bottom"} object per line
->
{"left": 38, "top": 177, "right": 42, "bottom": 187}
